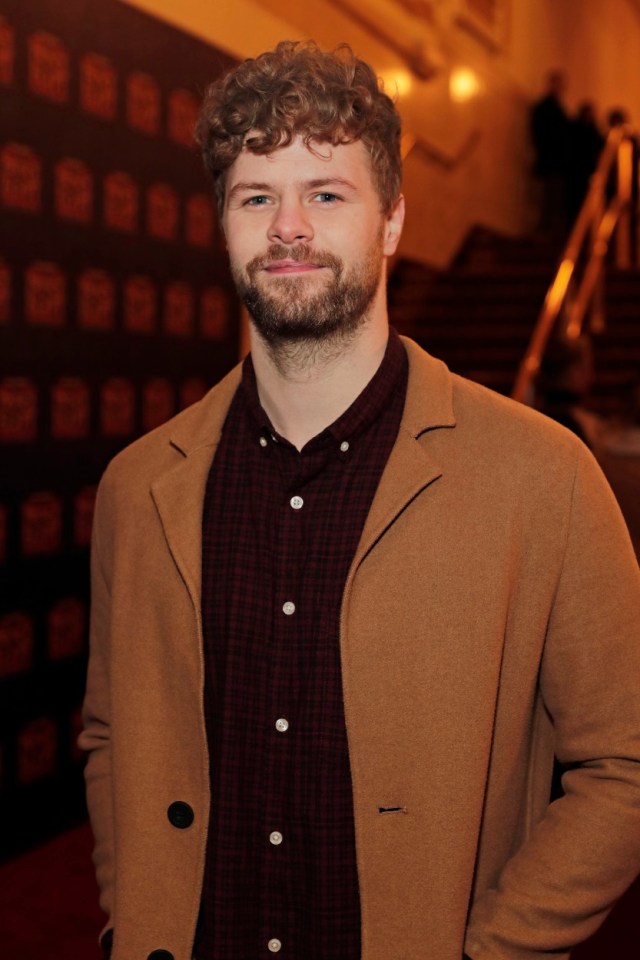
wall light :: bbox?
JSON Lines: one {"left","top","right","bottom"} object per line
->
{"left": 379, "top": 68, "right": 413, "bottom": 100}
{"left": 449, "top": 67, "right": 481, "bottom": 103}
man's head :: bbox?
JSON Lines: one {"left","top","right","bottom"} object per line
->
{"left": 196, "top": 40, "right": 403, "bottom": 218}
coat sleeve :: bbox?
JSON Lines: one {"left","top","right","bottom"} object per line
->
{"left": 465, "top": 442, "right": 640, "bottom": 960}
{"left": 78, "top": 475, "right": 116, "bottom": 940}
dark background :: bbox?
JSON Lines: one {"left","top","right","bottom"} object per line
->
{"left": 0, "top": 0, "right": 239, "bottom": 860}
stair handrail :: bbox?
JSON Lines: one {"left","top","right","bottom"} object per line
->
{"left": 512, "top": 124, "right": 638, "bottom": 404}
{"left": 401, "top": 128, "right": 482, "bottom": 170}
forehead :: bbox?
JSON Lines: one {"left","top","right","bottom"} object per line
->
{"left": 225, "top": 136, "right": 375, "bottom": 193}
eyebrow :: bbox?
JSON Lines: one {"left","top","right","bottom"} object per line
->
{"left": 227, "top": 176, "right": 359, "bottom": 203}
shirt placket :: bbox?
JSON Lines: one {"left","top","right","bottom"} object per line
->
{"left": 259, "top": 442, "right": 313, "bottom": 958}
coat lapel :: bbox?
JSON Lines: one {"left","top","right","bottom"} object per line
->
{"left": 148, "top": 338, "right": 455, "bottom": 617}
{"left": 149, "top": 364, "right": 242, "bottom": 613}
{"left": 353, "top": 337, "right": 456, "bottom": 569}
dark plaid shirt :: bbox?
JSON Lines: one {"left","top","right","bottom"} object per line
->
{"left": 195, "top": 329, "right": 408, "bottom": 960}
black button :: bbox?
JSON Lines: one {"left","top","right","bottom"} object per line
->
{"left": 167, "top": 801, "right": 194, "bottom": 829}
{"left": 147, "top": 952, "right": 174, "bottom": 960}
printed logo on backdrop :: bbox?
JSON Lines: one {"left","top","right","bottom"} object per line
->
{"left": 21, "top": 492, "right": 63, "bottom": 556}
{"left": 0, "top": 612, "right": 33, "bottom": 679}
{"left": 180, "top": 377, "right": 208, "bottom": 410}
{"left": 69, "top": 706, "right": 84, "bottom": 763}
{"left": 80, "top": 53, "right": 118, "bottom": 120}
{"left": 55, "top": 158, "right": 94, "bottom": 223}
{"left": 1, "top": 143, "right": 42, "bottom": 213}
{"left": 124, "top": 274, "right": 157, "bottom": 334}
{"left": 48, "top": 598, "right": 86, "bottom": 661}
{"left": 201, "top": 287, "right": 229, "bottom": 340}
{"left": 51, "top": 378, "right": 91, "bottom": 439}
{"left": 77, "top": 269, "right": 115, "bottom": 330}
{"left": 0, "top": 502, "right": 7, "bottom": 563}
{"left": 73, "top": 486, "right": 97, "bottom": 547}
{"left": 18, "top": 717, "right": 57, "bottom": 784}
{"left": 104, "top": 171, "right": 138, "bottom": 232}
{"left": 167, "top": 88, "right": 199, "bottom": 147}
{"left": 0, "top": 377, "right": 38, "bottom": 443}
{"left": 127, "top": 71, "right": 161, "bottom": 135}
{"left": 28, "top": 31, "right": 69, "bottom": 102}
{"left": 100, "top": 378, "right": 135, "bottom": 437}
{"left": 0, "top": 16, "right": 15, "bottom": 86}
{"left": 164, "top": 281, "right": 194, "bottom": 336}
{"left": 24, "top": 261, "right": 66, "bottom": 326}
{"left": 142, "top": 378, "right": 175, "bottom": 433}
{"left": 186, "top": 193, "right": 215, "bottom": 248}
{"left": 147, "top": 182, "right": 179, "bottom": 241}
{"left": 0, "top": 259, "right": 10, "bottom": 324}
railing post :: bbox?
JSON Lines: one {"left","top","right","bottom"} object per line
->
{"left": 590, "top": 182, "right": 605, "bottom": 333}
{"left": 615, "top": 138, "right": 633, "bottom": 270}
{"left": 635, "top": 142, "right": 640, "bottom": 268}
{"left": 513, "top": 126, "right": 637, "bottom": 404}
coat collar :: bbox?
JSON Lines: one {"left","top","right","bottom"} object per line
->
{"left": 350, "top": 337, "right": 455, "bottom": 569}
{"left": 150, "top": 337, "right": 456, "bottom": 609}
{"left": 168, "top": 336, "right": 456, "bottom": 456}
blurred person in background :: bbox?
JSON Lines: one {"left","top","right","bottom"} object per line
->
{"left": 531, "top": 70, "right": 571, "bottom": 240}
{"left": 536, "top": 334, "right": 603, "bottom": 447}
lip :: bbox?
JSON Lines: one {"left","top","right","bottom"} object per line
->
{"left": 263, "top": 261, "right": 325, "bottom": 275}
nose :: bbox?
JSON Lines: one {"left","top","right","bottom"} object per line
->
{"left": 267, "top": 198, "right": 314, "bottom": 245}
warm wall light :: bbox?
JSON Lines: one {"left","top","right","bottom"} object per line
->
{"left": 449, "top": 67, "right": 481, "bottom": 103}
{"left": 379, "top": 68, "right": 413, "bottom": 100}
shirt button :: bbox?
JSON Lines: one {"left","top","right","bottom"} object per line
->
{"left": 275, "top": 718, "right": 289, "bottom": 732}
{"left": 259, "top": 436, "right": 268, "bottom": 447}
{"left": 340, "top": 440, "right": 350, "bottom": 452}
{"left": 269, "top": 831, "right": 283, "bottom": 845}
{"left": 290, "top": 495, "right": 304, "bottom": 510}
{"left": 282, "top": 601, "right": 295, "bottom": 616}
{"left": 268, "top": 939, "right": 282, "bottom": 953}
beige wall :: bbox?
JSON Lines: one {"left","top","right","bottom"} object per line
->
{"left": 508, "top": 0, "right": 640, "bottom": 124}
{"left": 122, "top": 0, "right": 639, "bottom": 267}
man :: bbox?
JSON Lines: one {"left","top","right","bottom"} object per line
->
{"left": 80, "top": 41, "right": 640, "bottom": 960}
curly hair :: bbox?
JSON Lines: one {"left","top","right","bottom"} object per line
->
{"left": 195, "top": 40, "right": 403, "bottom": 216}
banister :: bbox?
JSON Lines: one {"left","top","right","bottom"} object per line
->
{"left": 512, "top": 125, "right": 638, "bottom": 404}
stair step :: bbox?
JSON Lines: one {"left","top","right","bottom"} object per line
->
{"left": 391, "top": 230, "right": 640, "bottom": 407}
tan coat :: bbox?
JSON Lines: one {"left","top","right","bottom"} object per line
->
{"left": 80, "top": 338, "right": 640, "bottom": 960}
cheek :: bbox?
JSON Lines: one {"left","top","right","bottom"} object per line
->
{"left": 224, "top": 230, "right": 252, "bottom": 268}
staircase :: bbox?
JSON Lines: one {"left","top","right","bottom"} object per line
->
{"left": 389, "top": 228, "right": 640, "bottom": 416}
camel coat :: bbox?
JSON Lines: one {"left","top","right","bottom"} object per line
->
{"left": 80, "top": 338, "right": 640, "bottom": 960}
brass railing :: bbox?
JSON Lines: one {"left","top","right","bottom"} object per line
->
{"left": 401, "top": 128, "right": 482, "bottom": 169}
{"left": 512, "top": 125, "right": 639, "bottom": 404}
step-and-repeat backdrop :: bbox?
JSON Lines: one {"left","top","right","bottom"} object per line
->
{"left": 0, "top": 0, "right": 239, "bottom": 860}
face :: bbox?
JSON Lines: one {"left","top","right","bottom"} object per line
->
{"left": 221, "top": 136, "right": 404, "bottom": 346}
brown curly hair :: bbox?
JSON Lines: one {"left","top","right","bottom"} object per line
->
{"left": 195, "top": 40, "right": 402, "bottom": 216}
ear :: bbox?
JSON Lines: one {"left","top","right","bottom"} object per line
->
{"left": 383, "top": 194, "right": 405, "bottom": 256}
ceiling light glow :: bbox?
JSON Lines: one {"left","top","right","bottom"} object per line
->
{"left": 449, "top": 67, "right": 481, "bottom": 103}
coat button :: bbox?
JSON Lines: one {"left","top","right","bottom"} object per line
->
{"left": 147, "top": 952, "right": 174, "bottom": 960}
{"left": 167, "top": 801, "right": 194, "bottom": 829}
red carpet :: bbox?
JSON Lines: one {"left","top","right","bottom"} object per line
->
{"left": 0, "top": 820, "right": 636, "bottom": 958}
{"left": 0, "top": 823, "right": 104, "bottom": 960}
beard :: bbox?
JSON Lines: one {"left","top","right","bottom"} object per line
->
{"left": 231, "top": 234, "right": 385, "bottom": 350}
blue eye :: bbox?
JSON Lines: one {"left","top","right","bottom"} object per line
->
{"left": 316, "top": 193, "right": 339, "bottom": 203}
{"left": 245, "top": 195, "right": 270, "bottom": 206}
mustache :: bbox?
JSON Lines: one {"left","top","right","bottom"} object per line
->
{"left": 246, "top": 243, "right": 343, "bottom": 275}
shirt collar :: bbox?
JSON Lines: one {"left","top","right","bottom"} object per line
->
{"left": 240, "top": 327, "right": 408, "bottom": 453}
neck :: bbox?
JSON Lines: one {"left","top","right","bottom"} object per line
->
{"left": 249, "top": 311, "right": 390, "bottom": 451}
